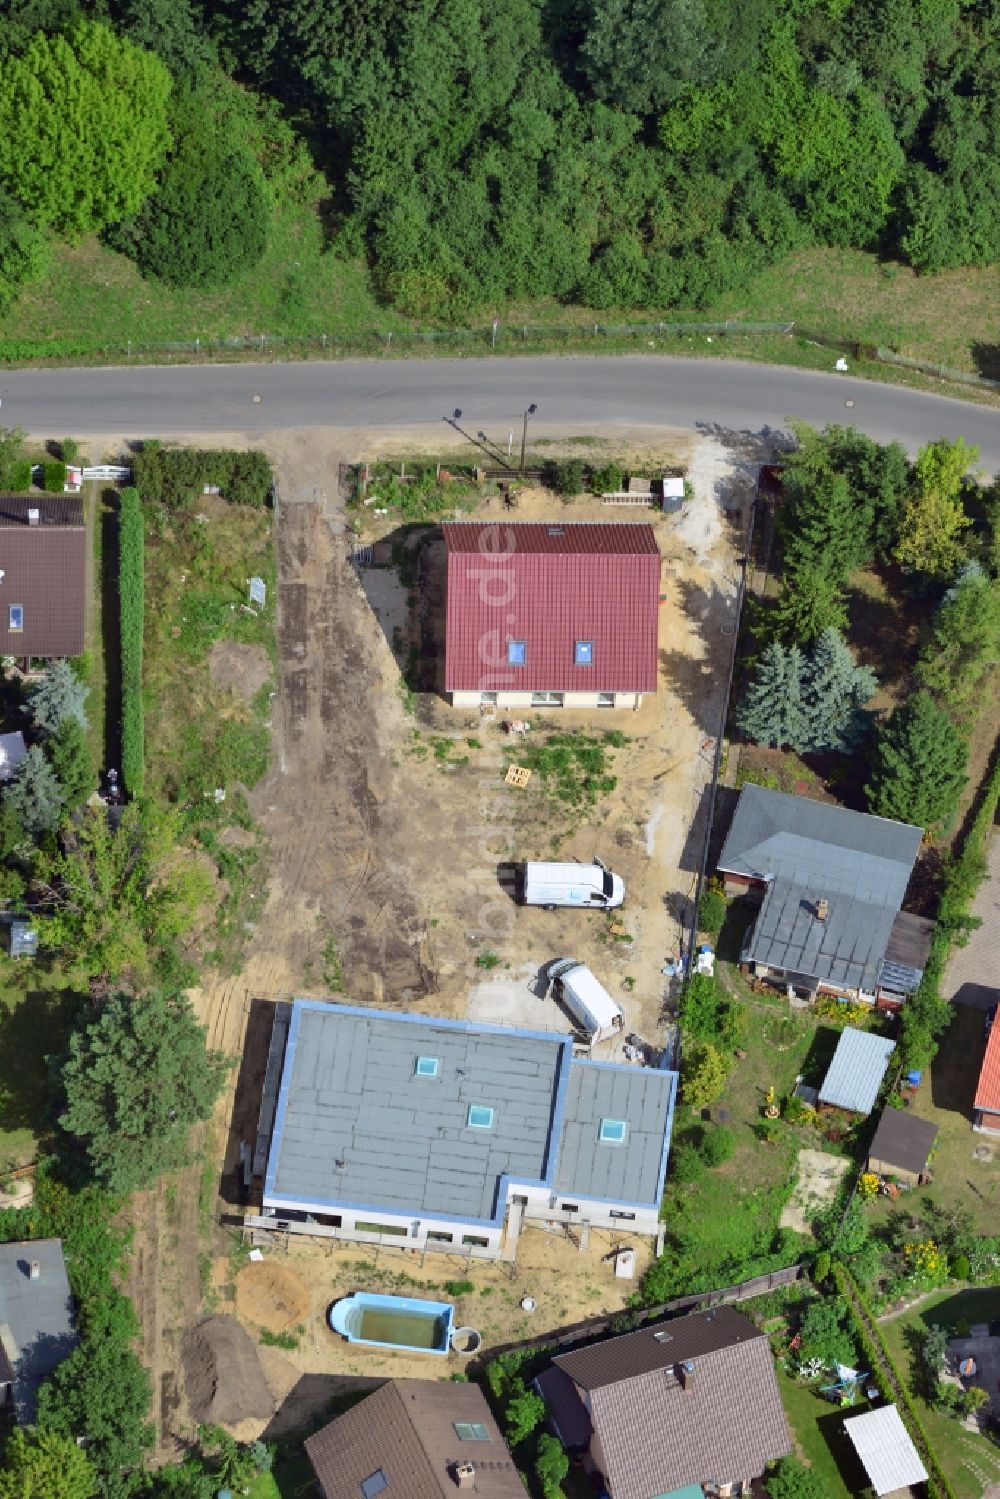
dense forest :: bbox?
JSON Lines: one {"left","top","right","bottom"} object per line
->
{"left": 0, "top": 0, "right": 997, "bottom": 321}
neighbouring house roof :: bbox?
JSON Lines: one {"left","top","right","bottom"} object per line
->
{"left": 262, "top": 1000, "right": 676, "bottom": 1225}
{"left": 305, "top": 1378, "right": 525, "bottom": 1499}
{"left": 442, "top": 521, "right": 660, "bottom": 694}
{"left": 975, "top": 1019, "right": 1000, "bottom": 1114}
{"left": 818, "top": 1027, "right": 896, "bottom": 1115}
{"left": 546, "top": 1307, "right": 791, "bottom": 1499}
{"left": 717, "top": 786, "right": 922, "bottom": 993}
{"left": 0, "top": 495, "right": 85, "bottom": 658}
{"left": 0, "top": 731, "right": 27, "bottom": 782}
{"left": 867, "top": 1107, "right": 938, "bottom": 1175}
{"left": 843, "top": 1405, "right": 928, "bottom": 1496}
{"left": 877, "top": 910, "right": 935, "bottom": 995}
{"left": 0, "top": 1239, "right": 77, "bottom": 1422}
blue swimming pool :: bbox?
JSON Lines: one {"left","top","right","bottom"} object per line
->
{"left": 328, "top": 1292, "right": 455, "bottom": 1355}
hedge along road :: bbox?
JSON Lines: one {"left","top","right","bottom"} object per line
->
{"left": 2, "top": 355, "right": 999, "bottom": 472}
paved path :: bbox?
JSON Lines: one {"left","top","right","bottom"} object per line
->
{"left": 2, "top": 356, "right": 999, "bottom": 472}
{"left": 944, "top": 831, "right": 1000, "bottom": 1011}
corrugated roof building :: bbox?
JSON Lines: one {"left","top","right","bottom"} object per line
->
{"left": 255, "top": 999, "right": 677, "bottom": 1257}
{"left": 717, "top": 785, "right": 923, "bottom": 1002}
{"left": 0, "top": 496, "right": 85, "bottom": 659}
{"left": 0, "top": 1239, "right": 78, "bottom": 1422}
{"left": 974, "top": 1014, "right": 1000, "bottom": 1134}
{"left": 844, "top": 1405, "right": 928, "bottom": 1496}
{"left": 306, "top": 1379, "right": 525, "bottom": 1499}
{"left": 442, "top": 521, "right": 660, "bottom": 709}
{"left": 538, "top": 1306, "right": 791, "bottom": 1499}
{"left": 818, "top": 1027, "right": 896, "bottom": 1116}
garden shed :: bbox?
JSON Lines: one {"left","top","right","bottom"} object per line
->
{"left": 866, "top": 1108, "right": 937, "bottom": 1186}
{"left": 817, "top": 1027, "right": 896, "bottom": 1117}
{"left": 843, "top": 1405, "right": 927, "bottom": 1495}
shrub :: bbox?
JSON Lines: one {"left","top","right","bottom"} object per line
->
{"left": 535, "top": 1432, "right": 569, "bottom": 1498}
{"left": 544, "top": 458, "right": 585, "bottom": 495}
{"left": 9, "top": 459, "right": 31, "bottom": 490}
{"left": 697, "top": 883, "right": 727, "bottom": 936}
{"left": 670, "top": 1141, "right": 707, "bottom": 1184}
{"left": 42, "top": 460, "right": 66, "bottom": 493}
{"left": 589, "top": 460, "right": 623, "bottom": 494}
{"left": 699, "top": 1124, "right": 734, "bottom": 1167}
{"left": 119, "top": 487, "right": 145, "bottom": 796}
{"left": 133, "top": 445, "right": 272, "bottom": 508}
{"left": 60, "top": 437, "right": 80, "bottom": 463}
{"left": 952, "top": 1252, "right": 970, "bottom": 1280}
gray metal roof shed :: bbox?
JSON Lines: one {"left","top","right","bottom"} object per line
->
{"left": 818, "top": 1027, "right": 896, "bottom": 1115}
{"left": 717, "top": 786, "right": 922, "bottom": 992}
{"left": 0, "top": 1239, "right": 77, "bottom": 1422}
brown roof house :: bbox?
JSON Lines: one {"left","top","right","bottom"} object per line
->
{"left": 0, "top": 496, "right": 86, "bottom": 659}
{"left": 305, "top": 1379, "right": 526, "bottom": 1499}
{"left": 536, "top": 1306, "right": 791, "bottom": 1499}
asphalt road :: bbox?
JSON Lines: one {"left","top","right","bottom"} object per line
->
{"left": 2, "top": 355, "right": 997, "bottom": 471}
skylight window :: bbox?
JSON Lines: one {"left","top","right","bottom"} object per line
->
{"left": 574, "top": 640, "right": 593, "bottom": 666}
{"left": 507, "top": 640, "right": 526, "bottom": 666}
{"left": 599, "top": 1118, "right": 628, "bottom": 1145}
{"left": 8, "top": 605, "right": 23, "bottom": 632}
{"left": 467, "top": 1104, "right": 495, "bottom": 1130}
{"left": 360, "top": 1472, "right": 389, "bottom": 1499}
{"left": 415, "top": 1056, "right": 439, "bottom": 1078}
{"left": 454, "top": 1422, "right": 491, "bottom": 1441}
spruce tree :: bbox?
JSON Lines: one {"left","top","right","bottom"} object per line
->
{"left": 736, "top": 642, "right": 807, "bottom": 749}
{"left": 4, "top": 745, "right": 65, "bottom": 835}
{"left": 27, "top": 659, "right": 89, "bottom": 734}
{"left": 866, "top": 692, "right": 968, "bottom": 832}
{"left": 771, "top": 559, "right": 849, "bottom": 647}
{"left": 800, "top": 629, "right": 877, "bottom": 752}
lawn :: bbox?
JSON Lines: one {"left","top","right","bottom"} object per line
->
{"left": 776, "top": 1369, "right": 860, "bottom": 1499}
{"left": 1, "top": 224, "right": 997, "bottom": 382}
{"left": 880, "top": 1289, "right": 1000, "bottom": 1499}
{"left": 867, "top": 1007, "right": 1000, "bottom": 1236}
{"left": 0, "top": 963, "right": 80, "bottom": 1166}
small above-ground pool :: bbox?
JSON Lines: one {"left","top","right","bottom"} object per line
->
{"left": 328, "top": 1292, "right": 454, "bottom": 1356}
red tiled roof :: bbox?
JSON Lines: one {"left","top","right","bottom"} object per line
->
{"left": 975, "top": 1019, "right": 1000, "bottom": 1113}
{"left": 443, "top": 521, "right": 660, "bottom": 693}
{"left": 0, "top": 497, "right": 85, "bottom": 658}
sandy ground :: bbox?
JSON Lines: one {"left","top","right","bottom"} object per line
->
{"left": 114, "top": 421, "right": 762, "bottom": 1452}
{"left": 779, "top": 1149, "right": 852, "bottom": 1234}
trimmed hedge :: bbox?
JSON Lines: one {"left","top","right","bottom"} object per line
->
{"left": 831, "top": 1262, "right": 958, "bottom": 1499}
{"left": 119, "top": 487, "right": 145, "bottom": 796}
{"left": 42, "top": 459, "right": 66, "bottom": 493}
{"left": 133, "top": 443, "right": 272, "bottom": 508}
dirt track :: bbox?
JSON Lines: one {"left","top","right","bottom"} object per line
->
{"left": 124, "top": 423, "right": 755, "bottom": 1451}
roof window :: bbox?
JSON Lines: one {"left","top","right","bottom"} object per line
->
{"left": 599, "top": 1118, "right": 628, "bottom": 1146}
{"left": 507, "top": 640, "right": 526, "bottom": 666}
{"left": 574, "top": 640, "right": 593, "bottom": 666}
{"left": 8, "top": 606, "right": 23, "bottom": 632}
{"left": 415, "top": 1056, "right": 439, "bottom": 1078}
{"left": 360, "top": 1471, "right": 389, "bottom": 1499}
{"left": 467, "top": 1104, "right": 495, "bottom": 1130}
{"left": 454, "top": 1422, "right": 490, "bottom": 1441}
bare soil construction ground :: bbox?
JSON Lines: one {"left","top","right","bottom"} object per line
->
{"left": 117, "top": 422, "right": 758, "bottom": 1452}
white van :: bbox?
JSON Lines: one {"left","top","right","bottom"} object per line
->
{"left": 547, "top": 959, "right": 625, "bottom": 1045}
{"left": 519, "top": 859, "right": 625, "bottom": 910}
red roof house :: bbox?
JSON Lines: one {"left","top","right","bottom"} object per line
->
{"left": 442, "top": 521, "right": 660, "bottom": 708}
{"left": 0, "top": 496, "right": 85, "bottom": 659}
{"left": 974, "top": 1011, "right": 1000, "bottom": 1134}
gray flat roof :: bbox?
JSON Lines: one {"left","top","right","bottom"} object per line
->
{"left": 818, "top": 1027, "right": 896, "bottom": 1115}
{"left": 264, "top": 1002, "right": 676, "bottom": 1225}
{"left": 555, "top": 1061, "right": 674, "bottom": 1205}
{"left": 0, "top": 1239, "right": 77, "bottom": 1422}
{"left": 719, "top": 786, "right": 922, "bottom": 991}
{"left": 266, "top": 1003, "right": 568, "bottom": 1223}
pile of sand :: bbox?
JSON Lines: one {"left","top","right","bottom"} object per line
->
{"left": 181, "top": 1315, "right": 274, "bottom": 1426}
{"left": 235, "top": 1259, "right": 310, "bottom": 1334}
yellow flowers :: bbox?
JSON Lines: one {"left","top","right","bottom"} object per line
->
{"left": 903, "top": 1238, "right": 946, "bottom": 1283}
{"left": 859, "top": 1173, "right": 880, "bottom": 1199}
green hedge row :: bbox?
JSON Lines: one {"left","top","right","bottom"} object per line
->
{"left": 119, "top": 487, "right": 145, "bottom": 797}
{"left": 831, "top": 1263, "right": 958, "bottom": 1499}
{"left": 133, "top": 443, "right": 273, "bottom": 509}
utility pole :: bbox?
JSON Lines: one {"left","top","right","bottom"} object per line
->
{"left": 519, "top": 404, "right": 537, "bottom": 474}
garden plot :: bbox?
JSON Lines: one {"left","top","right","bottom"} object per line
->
{"left": 780, "top": 1149, "right": 853, "bottom": 1234}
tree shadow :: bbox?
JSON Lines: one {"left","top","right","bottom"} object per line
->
{"left": 799, "top": 1026, "right": 840, "bottom": 1089}
{"left": 100, "top": 491, "right": 122, "bottom": 773}
{"left": 971, "top": 344, "right": 1000, "bottom": 383}
{"left": 715, "top": 895, "right": 757, "bottom": 964}
{"left": 352, "top": 524, "right": 445, "bottom": 697}
{"left": 0, "top": 986, "right": 78, "bottom": 1146}
{"left": 659, "top": 575, "right": 738, "bottom": 737}
{"left": 929, "top": 1007, "right": 983, "bottom": 1119}
{"left": 814, "top": 1403, "right": 874, "bottom": 1493}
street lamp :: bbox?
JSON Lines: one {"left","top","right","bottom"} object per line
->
{"left": 519, "top": 403, "right": 537, "bottom": 474}
{"left": 442, "top": 410, "right": 506, "bottom": 467}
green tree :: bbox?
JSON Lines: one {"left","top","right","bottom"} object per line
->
{"left": 866, "top": 692, "right": 968, "bottom": 833}
{"left": 114, "top": 83, "right": 269, "bottom": 288}
{"left": 0, "top": 188, "right": 50, "bottom": 314}
{"left": 0, "top": 21, "right": 172, "bottom": 238}
{"left": 916, "top": 566, "right": 1000, "bottom": 715}
{"left": 535, "top": 1432, "right": 569, "bottom": 1498}
{"left": 0, "top": 1426, "right": 96, "bottom": 1499}
{"left": 681, "top": 1040, "right": 727, "bottom": 1109}
{"left": 797, "top": 1297, "right": 855, "bottom": 1367}
{"left": 800, "top": 629, "right": 877, "bottom": 753}
{"left": 47, "top": 716, "right": 96, "bottom": 814}
{"left": 680, "top": 973, "right": 744, "bottom": 1050}
{"left": 4, "top": 746, "right": 64, "bottom": 836}
{"left": 770, "top": 562, "right": 848, "bottom": 647}
{"left": 108, "top": 0, "right": 216, "bottom": 76}
{"left": 33, "top": 802, "right": 213, "bottom": 984}
{"left": 894, "top": 438, "right": 977, "bottom": 578}
{"left": 767, "top": 1456, "right": 832, "bottom": 1499}
{"left": 27, "top": 660, "right": 89, "bottom": 735}
{"left": 57, "top": 987, "right": 230, "bottom": 1193}
{"left": 737, "top": 641, "right": 808, "bottom": 747}
{"left": 505, "top": 1386, "right": 546, "bottom": 1446}
{"left": 36, "top": 1337, "right": 153, "bottom": 1498}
